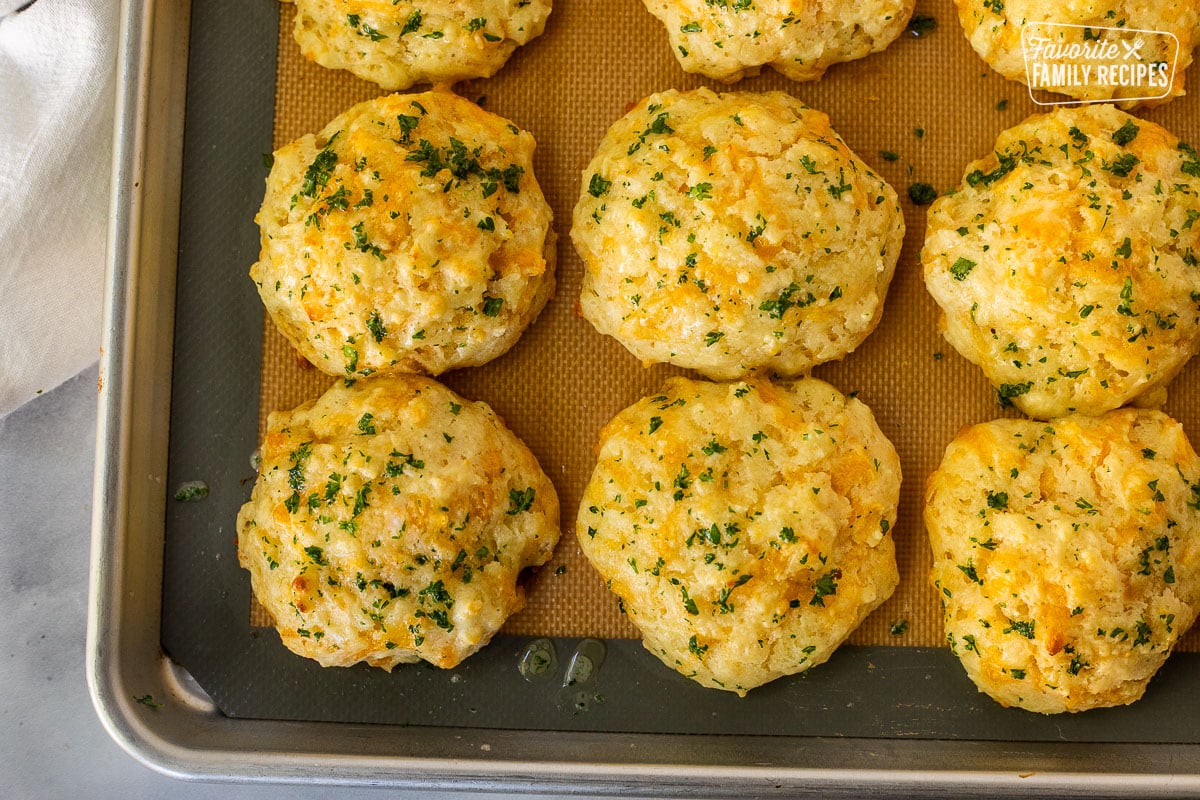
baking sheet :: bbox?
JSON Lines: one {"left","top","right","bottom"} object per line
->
{"left": 161, "top": 0, "right": 1200, "bottom": 738}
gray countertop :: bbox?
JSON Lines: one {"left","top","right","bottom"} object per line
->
{"left": 0, "top": 368, "right": 573, "bottom": 800}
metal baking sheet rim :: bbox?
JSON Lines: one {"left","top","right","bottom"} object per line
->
{"left": 82, "top": 0, "right": 1200, "bottom": 794}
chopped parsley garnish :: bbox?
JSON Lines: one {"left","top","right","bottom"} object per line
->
{"left": 348, "top": 222, "right": 385, "bottom": 260}
{"left": 588, "top": 173, "right": 612, "bottom": 198}
{"left": 288, "top": 442, "right": 313, "bottom": 491}
{"left": 400, "top": 9, "right": 422, "bottom": 35}
{"left": 304, "top": 545, "right": 328, "bottom": 566}
{"left": 810, "top": 568, "right": 841, "bottom": 607}
{"left": 135, "top": 694, "right": 162, "bottom": 710}
{"left": 299, "top": 136, "right": 340, "bottom": 198}
{"left": 996, "top": 381, "right": 1032, "bottom": 407}
{"left": 908, "top": 182, "right": 937, "bottom": 205}
{"left": 385, "top": 451, "right": 424, "bottom": 476}
{"left": 672, "top": 464, "right": 691, "bottom": 500}
{"left": 345, "top": 14, "right": 382, "bottom": 37}
{"left": 747, "top": 212, "right": 768, "bottom": 244}
{"left": 1112, "top": 120, "right": 1140, "bottom": 146}
{"left": 366, "top": 312, "right": 387, "bottom": 343}
{"left": 395, "top": 113, "right": 420, "bottom": 144}
{"left": 342, "top": 344, "right": 359, "bottom": 375}
{"left": 352, "top": 485, "right": 371, "bottom": 516}
{"left": 1102, "top": 153, "right": 1140, "bottom": 177}
{"left": 419, "top": 579, "right": 453, "bottom": 606}
{"left": 1005, "top": 619, "right": 1035, "bottom": 639}
{"left": 680, "top": 585, "right": 699, "bottom": 615}
{"left": 1180, "top": 142, "right": 1200, "bottom": 177}
{"left": 827, "top": 170, "right": 853, "bottom": 199}
{"left": 966, "top": 152, "right": 1016, "bottom": 188}
{"left": 507, "top": 487, "right": 536, "bottom": 515}
{"left": 949, "top": 256, "right": 976, "bottom": 281}
{"left": 627, "top": 112, "right": 675, "bottom": 155}
{"left": 957, "top": 561, "right": 983, "bottom": 584}
{"left": 1117, "top": 276, "right": 1135, "bottom": 317}
{"left": 759, "top": 281, "right": 815, "bottom": 319}
{"left": 404, "top": 138, "right": 524, "bottom": 193}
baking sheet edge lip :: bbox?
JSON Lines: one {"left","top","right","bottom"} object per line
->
{"left": 87, "top": 0, "right": 152, "bottom": 770}
{"left": 66, "top": 736, "right": 1200, "bottom": 795}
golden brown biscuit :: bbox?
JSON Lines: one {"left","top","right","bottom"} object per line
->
{"left": 954, "top": 0, "right": 1200, "bottom": 106}
{"left": 642, "top": 0, "right": 914, "bottom": 83}
{"left": 252, "top": 91, "right": 555, "bottom": 378}
{"left": 577, "top": 377, "right": 900, "bottom": 695}
{"left": 236, "top": 374, "right": 560, "bottom": 670}
{"left": 926, "top": 409, "right": 1200, "bottom": 713}
{"left": 572, "top": 89, "right": 904, "bottom": 380}
{"left": 289, "top": 0, "right": 552, "bottom": 90}
{"left": 923, "top": 104, "right": 1200, "bottom": 419}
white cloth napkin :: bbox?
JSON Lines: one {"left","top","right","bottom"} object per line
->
{"left": 0, "top": 0, "right": 117, "bottom": 417}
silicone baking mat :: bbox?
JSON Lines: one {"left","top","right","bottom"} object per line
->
{"left": 251, "top": 0, "right": 1200, "bottom": 654}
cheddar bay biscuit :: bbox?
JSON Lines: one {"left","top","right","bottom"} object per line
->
{"left": 236, "top": 375, "right": 560, "bottom": 670}
{"left": 288, "top": 0, "right": 552, "bottom": 90}
{"left": 923, "top": 104, "right": 1200, "bottom": 418}
{"left": 252, "top": 91, "right": 555, "bottom": 378}
{"left": 954, "top": 0, "right": 1199, "bottom": 106}
{"left": 577, "top": 377, "right": 900, "bottom": 695}
{"left": 926, "top": 410, "right": 1200, "bottom": 713}
{"left": 573, "top": 89, "right": 904, "bottom": 380}
{"left": 642, "top": 0, "right": 915, "bottom": 83}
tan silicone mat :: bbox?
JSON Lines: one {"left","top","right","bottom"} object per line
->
{"left": 253, "top": 0, "right": 1200, "bottom": 650}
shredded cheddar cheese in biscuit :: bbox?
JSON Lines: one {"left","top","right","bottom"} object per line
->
{"left": 954, "top": 0, "right": 1199, "bottom": 107}
{"left": 236, "top": 375, "right": 560, "bottom": 670}
{"left": 923, "top": 104, "right": 1200, "bottom": 418}
{"left": 578, "top": 377, "right": 900, "bottom": 695}
{"left": 642, "top": 0, "right": 914, "bottom": 83}
{"left": 252, "top": 90, "right": 555, "bottom": 378}
{"left": 288, "top": 0, "right": 552, "bottom": 90}
{"left": 926, "top": 410, "right": 1200, "bottom": 713}
{"left": 573, "top": 89, "right": 904, "bottom": 380}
